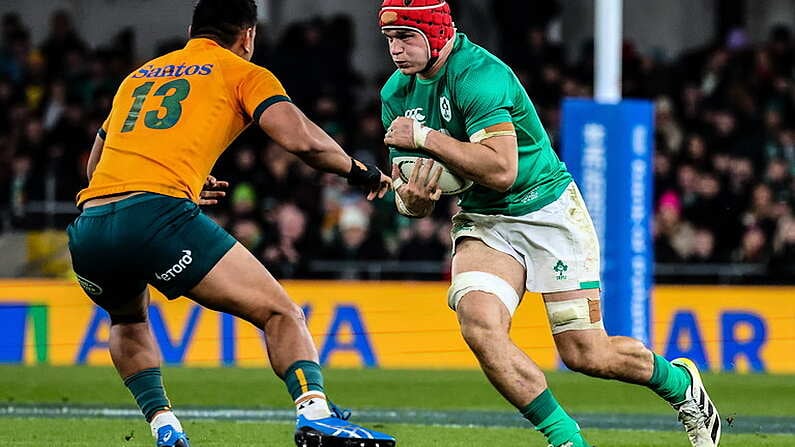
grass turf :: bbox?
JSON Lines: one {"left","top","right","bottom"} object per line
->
{"left": 2, "top": 366, "right": 794, "bottom": 416}
{"left": 1, "top": 366, "right": 794, "bottom": 446}
{"left": 0, "top": 418, "right": 791, "bottom": 447}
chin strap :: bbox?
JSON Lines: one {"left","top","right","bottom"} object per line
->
{"left": 418, "top": 31, "right": 456, "bottom": 76}
{"left": 420, "top": 56, "right": 438, "bottom": 74}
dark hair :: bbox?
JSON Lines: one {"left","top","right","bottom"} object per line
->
{"left": 190, "top": 0, "right": 257, "bottom": 47}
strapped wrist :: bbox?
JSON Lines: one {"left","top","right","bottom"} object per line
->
{"left": 347, "top": 157, "right": 380, "bottom": 187}
{"left": 412, "top": 120, "right": 433, "bottom": 149}
{"left": 394, "top": 187, "right": 424, "bottom": 217}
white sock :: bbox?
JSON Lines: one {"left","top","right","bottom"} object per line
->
{"left": 295, "top": 391, "right": 333, "bottom": 420}
{"left": 150, "top": 411, "right": 183, "bottom": 438}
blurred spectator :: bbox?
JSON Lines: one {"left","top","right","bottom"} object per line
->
{"left": 1, "top": 13, "right": 24, "bottom": 45}
{"left": 259, "top": 142, "right": 303, "bottom": 203}
{"left": 682, "top": 134, "right": 711, "bottom": 172}
{"left": 0, "top": 10, "right": 792, "bottom": 282}
{"left": 8, "top": 153, "right": 33, "bottom": 228}
{"left": 40, "top": 10, "right": 86, "bottom": 79}
{"left": 683, "top": 172, "right": 736, "bottom": 257}
{"left": 779, "top": 131, "right": 795, "bottom": 176}
{"left": 676, "top": 164, "right": 699, "bottom": 210}
{"left": 261, "top": 203, "right": 311, "bottom": 278}
{"left": 707, "top": 109, "right": 738, "bottom": 155}
{"left": 726, "top": 157, "right": 755, "bottom": 206}
{"left": 743, "top": 183, "right": 777, "bottom": 240}
{"left": 765, "top": 158, "right": 792, "bottom": 200}
{"left": 0, "top": 23, "right": 30, "bottom": 84}
{"left": 41, "top": 81, "right": 66, "bottom": 130}
{"left": 231, "top": 218, "right": 262, "bottom": 252}
{"left": 686, "top": 228, "right": 720, "bottom": 263}
{"left": 655, "top": 96, "right": 683, "bottom": 154}
{"left": 767, "top": 25, "right": 794, "bottom": 78}
{"left": 653, "top": 151, "right": 675, "bottom": 205}
{"left": 771, "top": 217, "right": 795, "bottom": 277}
{"left": 399, "top": 218, "right": 447, "bottom": 257}
{"left": 230, "top": 183, "right": 258, "bottom": 219}
{"left": 654, "top": 191, "right": 695, "bottom": 262}
{"left": 350, "top": 107, "right": 387, "bottom": 167}
{"left": 396, "top": 217, "right": 447, "bottom": 280}
{"left": 322, "top": 205, "right": 387, "bottom": 266}
{"left": 492, "top": 0, "right": 562, "bottom": 72}
{"left": 733, "top": 226, "right": 770, "bottom": 263}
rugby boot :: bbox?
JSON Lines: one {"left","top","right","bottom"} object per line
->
{"left": 671, "top": 358, "right": 721, "bottom": 447}
{"left": 155, "top": 424, "right": 190, "bottom": 447}
{"left": 294, "top": 414, "right": 396, "bottom": 447}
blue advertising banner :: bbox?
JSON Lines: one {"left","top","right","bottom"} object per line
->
{"left": 561, "top": 99, "right": 654, "bottom": 345}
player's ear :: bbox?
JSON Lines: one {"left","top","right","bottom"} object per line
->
{"left": 244, "top": 26, "right": 255, "bottom": 54}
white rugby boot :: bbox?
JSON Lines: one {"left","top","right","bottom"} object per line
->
{"left": 671, "top": 358, "right": 721, "bottom": 447}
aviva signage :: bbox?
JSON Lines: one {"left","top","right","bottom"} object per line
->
{"left": 0, "top": 302, "right": 48, "bottom": 363}
{"left": 0, "top": 281, "right": 793, "bottom": 372}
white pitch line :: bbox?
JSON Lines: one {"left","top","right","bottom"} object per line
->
{"left": 1, "top": 405, "right": 794, "bottom": 435}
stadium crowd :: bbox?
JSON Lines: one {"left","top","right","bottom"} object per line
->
{"left": 0, "top": 8, "right": 793, "bottom": 280}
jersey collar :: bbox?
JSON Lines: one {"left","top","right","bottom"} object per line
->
{"left": 185, "top": 37, "right": 223, "bottom": 50}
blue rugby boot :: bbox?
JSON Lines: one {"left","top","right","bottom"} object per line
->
{"left": 294, "top": 414, "right": 396, "bottom": 447}
{"left": 155, "top": 424, "right": 191, "bottom": 447}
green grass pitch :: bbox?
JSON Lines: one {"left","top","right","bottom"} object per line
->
{"left": 1, "top": 366, "right": 793, "bottom": 446}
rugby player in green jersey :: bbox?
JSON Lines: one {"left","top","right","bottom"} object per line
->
{"left": 378, "top": 1, "right": 720, "bottom": 446}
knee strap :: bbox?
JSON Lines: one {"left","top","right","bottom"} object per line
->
{"left": 448, "top": 271, "right": 521, "bottom": 316}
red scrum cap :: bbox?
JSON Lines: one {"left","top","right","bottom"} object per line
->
{"left": 379, "top": 0, "right": 454, "bottom": 59}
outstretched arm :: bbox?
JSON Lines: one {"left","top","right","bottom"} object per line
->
{"left": 258, "top": 101, "right": 391, "bottom": 200}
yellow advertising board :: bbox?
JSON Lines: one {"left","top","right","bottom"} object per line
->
{"left": 0, "top": 280, "right": 555, "bottom": 369}
{"left": 0, "top": 281, "right": 792, "bottom": 372}
{"left": 653, "top": 286, "right": 795, "bottom": 373}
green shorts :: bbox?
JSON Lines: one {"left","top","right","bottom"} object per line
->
{"left": 67, "top": 193, "right": 236, "bottom": 304}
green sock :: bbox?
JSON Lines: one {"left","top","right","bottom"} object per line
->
{"left": 283, "top": 360, "right": 326, "bottom": 401}
{"left": 521, "top": 389, "right": 589, "bottom": 447}
{"left": 648, "top": 354, "right": 692, "bottom": 404}
{"left": 123, "top": 368, "right": 171, "bottom": 421}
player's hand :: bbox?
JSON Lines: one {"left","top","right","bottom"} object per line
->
{"left": 199, "top": 175, "right": 229, "bottom": 206}
{"left": 392, "top": 158, "right": 442, "bottom": 217}
{"left": 385, "top": 116, "right": 418, "bottom": 149}
{"left": 347, "top": 158, "right": 392, "bottom": 201}
{"left": 367, "top": 170, "right": 393, "bottom": 201}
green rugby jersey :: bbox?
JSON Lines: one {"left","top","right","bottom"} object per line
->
{"left": 381, "top": 33, "right": 571, "bottom": 216}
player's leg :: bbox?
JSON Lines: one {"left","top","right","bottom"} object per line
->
{"left": 101, "top": 288, "right": 190, "bottom": 447}
{"left": 451, "top": 238, "right": 590, "bottom": 447}
{"left": 69, "top": 281, "right": 189, "bottom": 446}
{"left": 544, "top": 289, "right": 655, "bottom": 383}
{"left": 531, "top": 182, "right": 720, "bottom": 447}
{"left": 185, "top": 242, "right": 395, "bottom": 446}
{"left": 68, "top": 199, "right": 190, "bottom": 447}
{"left": 135, "top": 194, "right": 392, "bottom": 446}
{"left": 187, "top": 242, "right": 319, "bottom": 381}
{"left": 547, "top": 289, "right": 721, "bottom": 447}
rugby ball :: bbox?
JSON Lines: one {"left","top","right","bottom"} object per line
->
{"left": 393, "top": 155, "right": 474, "bottom": 195}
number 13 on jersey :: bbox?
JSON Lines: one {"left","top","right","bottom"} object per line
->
{"left": 121, "top": 79, "right": 191, "bottom": 133}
